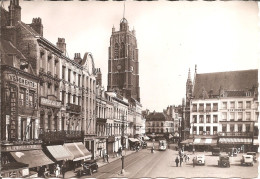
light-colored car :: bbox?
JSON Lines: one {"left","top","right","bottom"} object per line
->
{"left": 241, "top": 155, "right": 254, "bottom": 166}
{"left": 195, "top": 155, "right": 205, "bottom": 165}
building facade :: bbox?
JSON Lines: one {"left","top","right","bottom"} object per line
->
{"left": 188, "top": 68, "right": 258, "bottom": 152}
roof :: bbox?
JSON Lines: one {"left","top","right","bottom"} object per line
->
{"left": 193, "top": 69, "right": 258, "bottom": 99}
{"left": 146, "top": 112, "right": 172, "bottom": 121}
{"left": 0, "top": 39, "right": 26, "bottom": 65}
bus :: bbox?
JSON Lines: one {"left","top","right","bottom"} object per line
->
{"left": 158, "top": 140, "right": 167, "bottom": 151}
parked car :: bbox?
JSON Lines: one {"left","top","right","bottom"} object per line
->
{"left": 76, "top": 160, "right": 98, "bottom": 176}
{"left": 142, "top": 141, "right": 147, "bottom": 148}
{"left": 212, "top": 147, "right": 220, "bottom": 156}
{"left": 195, "top": 155, "right": 205, "bottom": 165}
{"left": 218, "top": 154, "right": 230, "bottom": 167}
{"left": 246, "top": 152, "right": 257, "bottom": 162}
{"left": 226, "top": 148, "right": 237, "bottom": 157}
{"left": 241, "top": 155, "right": 254, "bottom": 166}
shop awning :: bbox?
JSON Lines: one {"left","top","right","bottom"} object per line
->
{"left": 74, "top": 142, "right": 92, "bottom": 160}
{"left": 143, "top": 136, "right": 150, "bottom": 140}
{"left": 1, "top": 162, "right": 28, "bottom": 172}
{"left": 219, "top": 138, "right": 252, "bottom": 144}
{"left": 128, "top": 138, "right": 139, "bottom": 142}
{"left": 253, "top": 139, "right": 259, "bottom": 145}
{"left": 11, "top": 150, "right": 54, "bottom": 168}
{"left": 47, "top": 145, "right": 74, "bottom": 161}
{"left": 192, "top": 138, "right": 217, "bottom": 145}
{"left": 64, "top": 143, "right": 92, "bottom": 161}
{"left": 180, "top": 138, "right": 193, "bottom": 144}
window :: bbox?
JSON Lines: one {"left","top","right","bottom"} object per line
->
{"left": 246, "top": 124, "right": 250, "bottom": 132}
{"left": 73, "top": 95, "right": 76, "bottom": 104}
{"left": 222, "top": 102, "right": 227, "bottom": 109}
{"left": 78, "top": 96, "right": 81, "bottom": 105}
{"left": 206, "top": 127, "right": 210, "bottom": 135}
{"left": 206, "top": 115, "right": 210, "bottom": 123}
{"left": 29, "top": 91, "right": 34, "bottom": 108}
{"left": 68, "top": 93, "right": 71, "bottom": 104}
{"left": 246, "top": 112, "right": 251, "bottom": 121}
{"left": 246, "top": 101, "right": 251, "bottom": 109}
{"left": 78, "top": 74, "right": 81, "bottom": 87}
{"left": 62, "top": 66, "right": 66, "bottom": 79}
{"left": 19, "top": 88, "right": 26, "bottom": 106}
{"left": 161, "top": 128, "right": 163, "bottom": 133}
{"left": 199, "top": 104, "right": 204, "bottom": 112}
{"left": 238, "top": 124, "right": 242, "bottom": 132}
{"left": 222, "top": 125, "right": 227, "bottom": 132}
{"left": 238, "top": 101, "right": 243, "bottom": 109}
{"left": 192, "top": 104, "right": 197, "bottom": 112}
{"left": 230, "top": 124, "right": 234, "bottom": 132}
{"left": 213, "top": 103, "right": 218, "bottom": 111}
{"left": 222, "top": 112, "right": 227, "bottom": 121}
{"left": 213, "top": 115, "right": 218, "bottom": 123}
{"left": 114, "top": 43, "right": 119, "bottom": 58}
{"left": 230, "top": 112, "right": 234, "bottom": 121}
{"left": 199, "top": 115, "right": 204, "bottom": 123}
{"left": 192, "top": 115, "right": 197, "bottom": 123}
{"left": 62, "top": 91, "right": 65, "bottom": 105}
{"left": 68, "top": 69, "right": 71, "bottom": 82}
{"left": 230, "top": 101, "right": 235, "bottom": 109}
{"left": 199, "top": 127, "right": 203, "bottom": 135}
{"left": 161, "top": 122, "right": 163, "bottom": 127}
{"left": 238, "top": 112, "right": 242, "bottom": 121}
{"left": 193, "top": 127, "right": 196, "bottom": 134}
{"left": 213, "top": 127, "right": 217, "bottom": 135}
{"left": 206, "top": 103, "right": 211, "bottom": 112}
{"left": 120, "top": 42, "right": 125, "bottom": 58}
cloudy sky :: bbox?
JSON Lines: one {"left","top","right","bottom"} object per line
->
{"left": 3, "top": 0, "right": 259, "bottom": 112}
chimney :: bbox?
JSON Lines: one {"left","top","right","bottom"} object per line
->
{"left": 96, "top": 68, "right": 102, "bottom": 86}
{"left": 8, "top": 0, "right": 21, "bottom": 26}
{"left": 30, "top": 18, "right": 43, "bottom": 36}
{"left": 56, "top": 38, "right": 66, "bottom": 54}
{"left": 74, "top": 53, "right": 82, "bottom": 64}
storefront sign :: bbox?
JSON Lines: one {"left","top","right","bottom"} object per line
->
{"left": 40, "top": 97, "right": 61, "bottom": 108}
{"left": 10, "top": 86, "right": 17, "bottom": 140}
{"left": 8, "top": 74, "right": 36, "bottom": 88}
{"left": 2, "top": 144, "right": 42, "bottom": 152}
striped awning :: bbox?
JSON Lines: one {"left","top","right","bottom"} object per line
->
{"left": 75, "top": 142, "right": 92, "bottom": 160}
{"left": 219, "top": 138, "right": 252, "bottom": 144}
{"left": 180, "top": 138, "right": 193, "bottom": 144}
{"left": 128, "top": 138, "right": 139, "bottom": 142}
{"left": 64, "top": 143, "right": 92, "bottom": 161}
{"left": 193, "top": 138, "right": 217, "bottom": 145}
{"left": 47, "top": 145, "right": 74, "bottom": 161}
{"left": 11, "top": 150, "right": 54, "bottom": 168}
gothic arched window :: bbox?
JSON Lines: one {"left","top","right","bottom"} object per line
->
{"left": 114, "top": 43, "right": 119, "bottom": 59}
{"left": 120, "top": 42, "right": 125, "bottom": 58}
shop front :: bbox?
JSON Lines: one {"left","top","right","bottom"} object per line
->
{"left": 96, "top": 138, "right": 107, "bottom": 159}
{"left": 192, "top": 138, "right": 218, "bottom": 152}
{"left": 107, "top": 136, "right": 115, "bottom": 155}
{"left": 218, "top": 137, "right": 252, "bottom": 153}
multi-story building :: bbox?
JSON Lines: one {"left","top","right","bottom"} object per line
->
{"left": 145, "top": 111, "right": 174, "bottom": 140}
{"left": 188, "top": 68, "right": 258, "bottom": 152}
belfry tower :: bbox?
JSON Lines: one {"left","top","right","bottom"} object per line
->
{"left": 107, "top": 17, "right": 140, "bottom": 102}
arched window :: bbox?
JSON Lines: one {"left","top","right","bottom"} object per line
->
{"left": 120, "top": 42, "right": 125, "bottom": 58}
{"left": 114, "top": 43, "right": 119, "bottom": 58}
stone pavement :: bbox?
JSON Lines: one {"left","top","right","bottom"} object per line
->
{"left": 63, "top": 149, "right": 137, "bottom": 178}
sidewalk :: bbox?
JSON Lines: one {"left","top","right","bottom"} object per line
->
{"left": 64, "top": 149, "right": 137, "bottom": 178}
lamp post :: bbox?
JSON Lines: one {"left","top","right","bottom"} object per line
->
{"left": 120, "top": 113, "right": 127, "bottom": 175}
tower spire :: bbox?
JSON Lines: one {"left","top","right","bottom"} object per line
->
{"left": 123, "top": 0, "right": 125, "bottom": 19}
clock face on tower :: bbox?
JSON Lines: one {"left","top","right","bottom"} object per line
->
{"left": 117, "top": 64, "right": 122, "bottom": 70}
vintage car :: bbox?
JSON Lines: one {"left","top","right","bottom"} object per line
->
{"left": 218, "top": 154, "right": 230, "bottom": 167}
{"left": 195, "top": 155, "right": 205, "bottom": 165}
{"left": 76, "top": 160, "right": 98, "bottom": 176}
{"left": 246, "top": 152, "right": 257, "bottom": 162}
{"left": 241, "top": 155, "right": 254, "bottom": 166}
{"left": 212, "top": 147, "right": 221, "bottom": 156}
{"left": 142, "top": 141, "right": 147, "bottom": 149}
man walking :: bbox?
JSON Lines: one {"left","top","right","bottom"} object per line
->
{"left": 180, "top": 156, "right": 183, "bottom": 167}
{"left": 192, "top": 157, "right": 196, "bottom": 167}
{"left": 175, "top": 156, "right": 179, "bottom": 167}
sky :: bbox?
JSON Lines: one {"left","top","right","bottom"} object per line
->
{"left": 3, "top": 0, "right": 259, "bottom": 112}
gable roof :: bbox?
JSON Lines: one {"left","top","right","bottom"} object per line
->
{"left": 146, "top": 112, "right": 172, "bottom": 121}
{"left": 193, "top": 69, "right": 258, "bottom": 99}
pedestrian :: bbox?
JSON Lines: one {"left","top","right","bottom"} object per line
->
{"left": 175, "top": 156, "right": 179, "bottom": 167}
{"left": 192, "top": 148, "right": 195, "bottom": 154}
{"left": 118, "top": 147, "right": 122, "bottom": 156}
{"left": 61, "top": 163, "right": 66, "bottom": 178}
{"left": 184, "top": 155, "right": 187, "bottom": 163}
{"left": 180, "top": 156, "right": 183, "bottom": 167}
{"left": 192, "top": 157, "right": 196, "bottom": 168}
{"left": 187, "top": 154, "right": 190, "bottom": 162}
{"left": 106, "top": 154, "right": 109, "bottom": 163}
{"left": 55, "top": 164, "right": 60, "bottom": 177}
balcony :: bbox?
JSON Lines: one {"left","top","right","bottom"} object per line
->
{"left": 66, "top": 103, "right": 81, "bottom": 113}
{"left": 218, "top": 132, "right": 253, "bottom": 137}
{"left": 39, "top": 130, "right": 84, "bottom": 143}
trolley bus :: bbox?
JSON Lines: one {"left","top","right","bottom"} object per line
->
{"left": 158, "top": 140, "right": 167, "bottom": 151}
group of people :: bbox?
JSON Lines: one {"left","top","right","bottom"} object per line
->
{"left": 175, "top": 149, "right": 191, "bottom": 167}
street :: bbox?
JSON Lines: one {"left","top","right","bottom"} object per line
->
{"left": 82, "top": 142, "right": 258, "bottom": 178}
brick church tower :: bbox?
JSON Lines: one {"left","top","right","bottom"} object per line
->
{"left": 107, "top": 18, "right": 140, "bottom": 102}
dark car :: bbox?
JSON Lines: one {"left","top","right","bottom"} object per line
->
{"left": 212, "top": 147, "right": 220, "bottom": 156}
{"left": 218, "top": 154, "right": 230, "bottom": 168}
{"left": 76, "top": 160, "right": 98, "bottom": 176}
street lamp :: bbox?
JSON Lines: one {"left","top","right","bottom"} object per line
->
{"left": 120, "top": 113, "right": 126, "bottom": 175}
